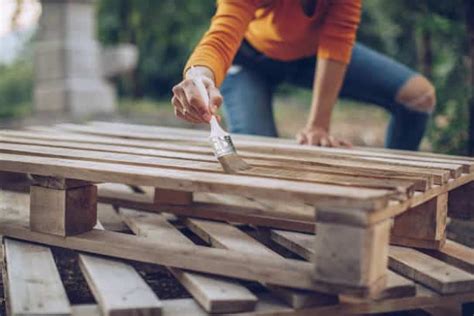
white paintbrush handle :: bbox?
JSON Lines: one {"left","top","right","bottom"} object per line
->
{"left": 189, "top": 71, "right": 228, "bottom": 138}
{"left": 191, "top": 75, "right": 209, "bottom": 107}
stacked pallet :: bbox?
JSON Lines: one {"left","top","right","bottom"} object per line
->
{"left": 0, "top": 121, "right": 474, "bottom": 315}
{"left": 1, "top": 189, "right": 473, "bottom": 315}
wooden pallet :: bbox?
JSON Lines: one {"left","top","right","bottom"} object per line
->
{"left": 1, "top": 122, "right": 474, "bottom": 302}
{"left": 1, "top": 190, "right": 473, "bottom": 316}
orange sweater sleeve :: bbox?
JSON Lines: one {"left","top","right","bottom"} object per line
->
{"left": 184, "top": 0, "right": 258, "bottom": 87}
{"left": 317, "top": 0, "right": 362, "bottom": 64}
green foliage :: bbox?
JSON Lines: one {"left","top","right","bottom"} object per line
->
{"left": 0, "top": 60, "right": 33, "bottom": 119}
{"left": 96, "top": 0, "right": 215, "bottom": 98}
{"left": 359, "top": 0, "right": 470, "bottom": 154}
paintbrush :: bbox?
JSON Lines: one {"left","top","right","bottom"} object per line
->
{"left": 188, "top": 68, "right": 251, "bottom": 174}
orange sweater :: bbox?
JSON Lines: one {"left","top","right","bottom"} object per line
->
{"left": 185, "top": 0, "right": 362, "bottom": 87}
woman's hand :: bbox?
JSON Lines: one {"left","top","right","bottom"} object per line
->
{"left": 296, "top": 125, "right": 352, "bottom": 148}
{"left": 171, "top": 66, "right": 223, "bottom": 123}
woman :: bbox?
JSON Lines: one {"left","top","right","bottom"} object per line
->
{"left": 172, "top": 0, "right": 436, "bottom": 149}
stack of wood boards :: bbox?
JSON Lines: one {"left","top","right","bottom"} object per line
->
{"left": 1, "top": 189, "right": 474, "bottom": 316}
{"left": 1, "top": 121, "right": 474, "bottom": 310}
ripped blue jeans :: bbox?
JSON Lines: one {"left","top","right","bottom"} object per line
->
{"left": 221, "top": 41, "right": 429, "bottom": 150}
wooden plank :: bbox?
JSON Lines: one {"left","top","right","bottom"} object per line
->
{"left": 0, "top": 132, "right": 432, "bottom": 191}
{"left": 0, "top": 218, "right": 380, "bottom": 296}
{"left": 391, "top": 193, "right": 448, "bottom": 249}
{"left": 389, "top": 245, "right": 474, "bottom": 294}
{"left": 184, "top": 218, "right": 338, "bottom": 308}
{"left": 0, "top": 141, "right": 413, "bottom": 197}
{"left": 78, "top": 255, "right": 162, "bottom": 316}
{"left": 118, "top": 208, "right": 258, "bottom": 313}
{"left": 3, "top": 238, "right": 71, "bottom": 315}
{"left": 161, "top": 293, "right": 294, "bottom": 315}
{"left": 71, "top": 305, "right": 102, "bottom": 316}
{"left": 269, "top": 229, "right": 416, "bottom": 300}
{"left": 30, "top": 184, "right": 97, "bottom": 236}
{"left": 0, "top": 152, "right": 391, "bottom": 209}
{"left": 423, "top": 239, "right": 474, "bottom": 274}
{"left": 78, "top": 221, "right": 162, "bottom": 316}
{"left": 357, "top": 145, "right": 474, "bottom": 163}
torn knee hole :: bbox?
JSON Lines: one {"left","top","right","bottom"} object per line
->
{"left": 398, "top": 89, "right": 436, "bottom": 113}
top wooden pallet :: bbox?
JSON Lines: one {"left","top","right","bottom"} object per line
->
{"left": 0, "top": 122, "right": 473, "bottom": 215}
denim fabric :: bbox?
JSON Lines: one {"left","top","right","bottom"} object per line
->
{"left": 221, "top": 41, "right": 429, "bottom": 150}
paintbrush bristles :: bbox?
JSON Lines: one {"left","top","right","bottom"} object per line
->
{"left": 218, "top": 153, "right": 251, "bottom": 174}
{"left": 188, "top": 71, "right": 250, "bottom": 174}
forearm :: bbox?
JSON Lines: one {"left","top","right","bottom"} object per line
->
{"left": 308, "top": 58, "right": 348, "bottom": 130}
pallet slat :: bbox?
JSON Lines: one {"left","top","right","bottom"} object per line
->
{"left": 184, "top": 218, "right": 338, "bottom": 308}
{"left": 389, "top": 245, "right": 474, "bottom": 294}
{"left": 78, "top": 222, "right": 162, "bottom": 316}
{"left": 3, "top": 238, "right": 71, "bottom": 316}
{"left": 79, "top": 255, "right": 162, "bottom": 316}
{"left": 118, "top": 208, "right": 258, "bottom": 313}
{"left": 423, "top": 239, "right": 474, "bottom": 274}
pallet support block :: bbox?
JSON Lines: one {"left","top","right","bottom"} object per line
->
{"left": 391, "top": 193, "right": 448, "bottom": 249}
{"left": 154, "top": 188, "right": 193, "bottom": 205}
{"left": 30, "top": 184, "right": 97, "bottom": 236}
{"left": 448, "top": 181, "right": 474, "bottom": 220}
{"left": 313, "top": 212, "right": 391, "bottom": 296}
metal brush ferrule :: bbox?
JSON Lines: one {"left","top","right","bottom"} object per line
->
{"left": 209, "top": 135, "right": 236, "bottom": 158}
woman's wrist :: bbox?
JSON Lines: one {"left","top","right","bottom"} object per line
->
{"left": 185, "top": 66, "right": 215, "bottom": 83}
{"left": 307, "top": 112, "right": 331, "bottom": 131}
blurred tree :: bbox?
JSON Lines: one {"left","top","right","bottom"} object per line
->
{"left": 96, "top": 0, "right": 215, "bottom": 98}
{"left": 359, "top": 0, "right": 469, "bottom": 154}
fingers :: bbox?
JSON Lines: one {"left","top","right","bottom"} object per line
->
{"left": 172, "top": 95, "right": 204, "bottom": 124}
{"left": 172, "top": 78, "right": 223, "bottom": 124}
{"left": 297, "top": 132, "right": 307, "bottom": 145}
{"left": 339, "top": 139, "right": 353, "bottom": 148}
{"left": 296, "top": 129, "right": 352, "bottom": 148}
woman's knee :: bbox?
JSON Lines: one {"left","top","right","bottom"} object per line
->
{"left": 395, "top": 75, "right": 436, "bottom": 113}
